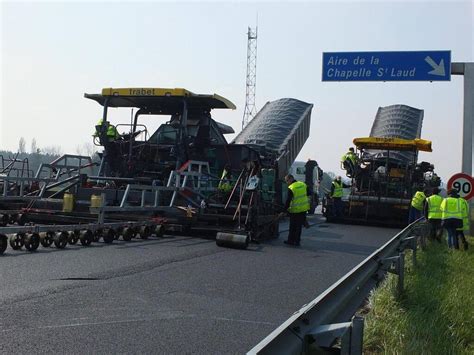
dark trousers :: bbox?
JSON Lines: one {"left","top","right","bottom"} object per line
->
{"left": 408, "top": 206, "right": 422, "bottom": 224}
{"left": 428, "top": 219, "right": 442, "bottom": 241}
{"left": 288, "top": 212, "right": 306, "bottom": 244}
{"left": 444, "top": 219, "right": 462, "bottom": 249}
{"left": 333, "top": 198, "right": 343, "bottom": 218}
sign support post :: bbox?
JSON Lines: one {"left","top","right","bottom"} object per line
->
{"left": 452, "top": 63, "right": 474, "bottom": 236}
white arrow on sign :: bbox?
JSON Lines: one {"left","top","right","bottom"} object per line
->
{"left": 425, "top": 56, "right": 446, "bottom": 76}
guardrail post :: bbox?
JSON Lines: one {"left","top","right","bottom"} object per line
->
{"left": 401, "top": 236, "right": 417, "bottom": 267}
{"left": 410, "top": 236, "right": 417, "bottom": 267}
{"left": 397, "top": 251, "right": 405, "bottom": 295}
{"left": 350, "top": 316, "right": 364, "bottom": 354}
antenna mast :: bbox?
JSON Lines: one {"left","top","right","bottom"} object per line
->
{"left": 242, "top": 26, "right": 258, "bottom": 129}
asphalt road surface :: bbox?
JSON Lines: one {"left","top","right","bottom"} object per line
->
{"left": 0, "top": 215, "right": 399, "bottom": 354}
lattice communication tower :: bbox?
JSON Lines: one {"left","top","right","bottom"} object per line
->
{"left": 242, "top": 26, "right": 258, "bottom": 129}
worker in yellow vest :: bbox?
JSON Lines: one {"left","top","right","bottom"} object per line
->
{"left": 440, "top": 189, "right": 463, "bottom": 249}
{"left": 424, "top": 187, "right": 443, "bottom": 242}
{"left": 456, "top": 195, "right": 470, "bottom": 250}
{"left": 409, "top": 188, "right": 427, "bottom": 224}
{"left": 280, "top": 174, "right": 310, "bottom": 246}
{"left": 330, "top": 176, "right": 350, "bottom": 218}
{"left": 217, "top": 165, "right": 233, "bottom": 194}
{"left": 341, "top": 147, "right": 359, "bottom": 177}
{"left": 94, "top": 119, "right": 120, "bottom": 143}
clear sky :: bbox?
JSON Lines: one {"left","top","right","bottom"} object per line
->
{"left": 1, "top": 0, "right": 473, "bottom": 182}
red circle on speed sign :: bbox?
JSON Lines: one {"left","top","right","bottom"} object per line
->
{"left": 447, "top": 173, "right": 474, "bottom": 200}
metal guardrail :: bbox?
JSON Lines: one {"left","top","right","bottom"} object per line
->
{"left": 248, "top": 219, "right": 427, "bottom": 355}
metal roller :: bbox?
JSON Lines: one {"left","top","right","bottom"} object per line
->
{"left": 215, "top": 232, "right": 249, "bottom": 249}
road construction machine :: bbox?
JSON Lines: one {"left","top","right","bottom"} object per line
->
{"left": 322, "top": 137, "right": 441, "bottom": 227}
{"left": 0, "top": 87, "right": 314, "bottom": 252}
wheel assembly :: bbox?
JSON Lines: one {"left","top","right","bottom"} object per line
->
{"left": 0, "top": 234, "right": 7, "bottom": 254}
{"left": 0, "top": 214, "right": 8, "bottom": 227}
{"left": 79, "top": 230, "right": 93, "bottom": 246}
{"left": 9, "top": 233, "right": 25, "bottom": 250}
{"left": 122, "top": 227, "right": 134, "bottom": 241}
{"left": 24, "top": 233, "right": 40, "bottom": 251}
{"left": 102, "top": 228, "right": 115, "bottom": 244}
{"left": 40, "top": 231, "right": 54, "bottom": 247}
{"left": 154, "top": 225, "right": 164, "bottom": 238}
{"left": 139, "top": 225, "right": 151, "bottom": 239}
{"left": 54, "top": 231, "right": 68, "bottom": 249}
{"left": 114, "top": 227, "right": 122, "bottom": 240}
{"left": 93, "top": 229, "right": 102, "bottom": 242}
{"left": 16, "top": 214, "right": 27, "bottom": 226}
{"left": 68, "top": 230, "right": 80, "bottom": 245}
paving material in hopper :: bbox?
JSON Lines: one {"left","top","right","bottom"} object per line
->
{"left": 368, "top": 104, "right": 424, "bottom": 163}
{"left": 232, "top": 98, "right": 313, "bottom": 178}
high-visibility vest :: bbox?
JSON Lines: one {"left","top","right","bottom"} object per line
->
{"left": 440, "top": 197, "right": 463, "bottom": 220}
{"left": 332, "top": 181, "right": 343, "bottom": 198}
{"left": 411, "top": 191, "right": 426, "bottom": 211}
{"left": 341, "top": 152, "right": 357, "bottom": 164}
{"left": 457, "top": 198, "right": 470, "bottom": 231}
{"left": 426, "top": 194, "right": 443, "bottom": 219}
{"left": 218, "top": 169, "right": 233, "bottom": 193}
{"left": 288, "top": 181, "right": 310, "bottom": 213}
{"left": 96, "top": 119, "right": 119, "bottom": 139}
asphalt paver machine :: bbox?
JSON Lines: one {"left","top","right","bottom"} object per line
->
{"left": 0, "top": 87, "right": 313, "bottom": 253}
{"left": 83, "top": 88, "right": 313, "bottom": 248}
{"left": 323, "top": 137, "right": 441, "bottom": 227}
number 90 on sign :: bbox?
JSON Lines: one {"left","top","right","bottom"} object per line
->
{"left": 453, "top": 179, "right": 471, "bottom": 195}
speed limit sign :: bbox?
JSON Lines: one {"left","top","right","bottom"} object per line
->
{"left": 447, "top": 173, "right": 474, "bottom": 200}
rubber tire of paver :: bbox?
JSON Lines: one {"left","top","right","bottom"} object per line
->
{"left": 9, "top": 233, "right": 24, "bottom": 250}
{"left": 154, "top": 225, "right": 164, "bottom": 238}
{"left": 54, "top": 231, "right": 68, "bottom": 249}
{"left": 122, "top": 227, "right": 134, "bottom": 241}
{"left": 139, "top": 225, "right": 151, "bottom": 239}
{"left": 79, "top": 230, "right": 93, "bottom": 246}
{"left": 68, "top": 230, "right": 80, "bottom": 245}
{"left": 16, "top": 214, "right": 27, "bottom": 226}
{"left": 0, "top": 234, "right": 8, "bottom": 254}
{"left": 114, "top": 227, "right": 122, "bottom": 240}
{"left": 93, "top": 229, "right": 102, "bottom": 243}
{"left": 24, "top": 233, "right": 40, "bottom": 251}
{"left": 40, "top": 232, "right": 54, "bottom": 247}
{"left": 0, "top": 214, "right": 9, "bottom": 226}
{"left": 102, "top": 229, "right": 115, "bottom": 244}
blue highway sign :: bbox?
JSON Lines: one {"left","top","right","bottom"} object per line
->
{"left": 322, "top": 51, "right": 451, "bottom": 82}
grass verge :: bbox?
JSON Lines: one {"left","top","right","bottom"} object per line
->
{"left": 363, "top": 235, "right": 474, "bottom": 354}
